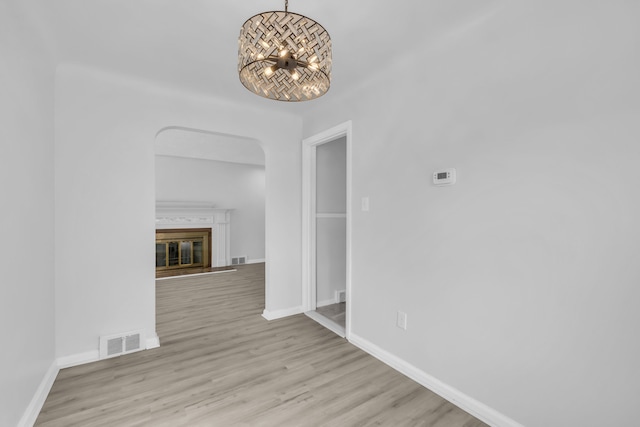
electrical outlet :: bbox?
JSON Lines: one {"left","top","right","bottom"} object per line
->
{"left": 397, "top": 311, "right": 407, "bottom": 330}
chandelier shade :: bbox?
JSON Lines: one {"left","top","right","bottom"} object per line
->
{"left": 238, "top": 3, "right": 331, "bottom": 102}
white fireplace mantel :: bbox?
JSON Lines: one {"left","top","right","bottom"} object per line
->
{"left": 155, "top": 202, "right": 232, "bottom": 267}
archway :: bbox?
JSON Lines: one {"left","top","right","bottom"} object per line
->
{"left": 153, "top": 126, "right": 265, "bottom": 277}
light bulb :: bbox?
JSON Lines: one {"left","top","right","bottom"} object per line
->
{"left": 308, "top": 54, "right": 318, "bottom": 63}
{"left": 290, "top": 69, "right": 300, "bottom": 80}
{"left": 264, "top": 66, "right": 276, "bottom": 77}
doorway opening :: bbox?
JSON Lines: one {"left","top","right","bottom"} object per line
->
{"left": 302, "top": 122, "right": 352, "bottom": 338}
{"left": 154, "top": 126, "right": 266, "bottom": 278}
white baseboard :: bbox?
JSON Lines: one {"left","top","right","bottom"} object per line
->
{"left": 305, "top": 311, "right": 346, "bottom": 338}
{"left": 17, "top": 360, "right": 59, "bottom": 427}
{"left": 262, "top": 306, "right": 303, "bottom": 320}
{"left": 146, "top": 333, "right": 160, "bottom": 349}
{"left": 155, "top": 269, "right": 236, "bottom": 281}
{"left": 21, "top": 333, "right": 161, "bottom": 426}
{"left": 56, "top": 350, "right": 100, "bottom": 369}
{"left": 348, "top": 333, "right": 524, "bottom": 427}
{"left": 58, "top": 335, "right": 160, "bottom": 370}
{"left": 57, "top": 330, "right": 160, "bottom": 370}
{"left": 246, "top": 258, "right": 265, "bottom": 265}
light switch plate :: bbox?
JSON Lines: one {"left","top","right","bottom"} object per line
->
{"left": 361, "top": 196, "right": 370, "bottom": 212}
{"left": 397, "top": 311, "right": 407, "bottom": 330}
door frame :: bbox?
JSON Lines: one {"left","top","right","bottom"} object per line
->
{"left": 302, "top": 121, "right": 352, "bottom": 339}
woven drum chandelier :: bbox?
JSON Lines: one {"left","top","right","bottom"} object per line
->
{"left": 238, "top": 0, "right": 331, "bottom": 102}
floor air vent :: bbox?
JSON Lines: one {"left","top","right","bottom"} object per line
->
{"left": 232, "top": 256, "right": 247, "bottom": 265}
{"left": 100, "top": 330, "right": 145, "bottom": 359}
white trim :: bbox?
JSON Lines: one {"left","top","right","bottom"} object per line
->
{"left": 17, "top": 361, "right": 59, "bottom": 427}
{"left": 345, "top": 123, "right": 353, "bottom": 340}
{"left": 56, "top": 350, "right": 100, "bottom": 369}
{"left": 301, "top": 137, "right": 317, "bottom": 312}
{"left": 99, "top": 329, "right": 146, "bottom": 360}
{"left": 21, "top": 336, "right": 162, "bottom": 425}
{"left": 146, "top": 333, "right": 160, "bottom": 349}
{"left": 302, "top": 121, "right": 353, "bottom": 340}
{"left": 154, "top": 269, "right": 237, "bottom": 281}
{"left": 348, "top": 333, "right": 525, "bottom": 427}
{"left": 316, "top": 213, "right": 347, "bottom": 219}
{"left": 305, "top": 311, "right": 346, "bottom": 338}
{"left": 57, "top": 334, "right": 161, "bottom": 370}
{"left": 246, "top": 258, "right": 266, "bottom": 264}
{"left": 262, "top": 306, "right": 303, "bottom": 320}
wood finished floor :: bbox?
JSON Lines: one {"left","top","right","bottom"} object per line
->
{"left": 155, "top": 265, "right": 235, "bottom": 279}
{"left": 36, "top": 263, "right": 488, "bottom": 427}
{"left": 315, "top": 302, "right": 346, "bottom": 328}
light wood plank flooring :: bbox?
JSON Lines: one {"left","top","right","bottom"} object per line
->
{"left": 316, "top": 302, "right": 346, "bottom": 328}
{"left": 36, "top": 263, "right": 487, "bottom": 426}
{"left": 155, "top": 265, "right": 235, "bottom": 279}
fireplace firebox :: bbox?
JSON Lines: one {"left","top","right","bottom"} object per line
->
{"left": 155, "top": 228, "right": 211, "bottom": 276}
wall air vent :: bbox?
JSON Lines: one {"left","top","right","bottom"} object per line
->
{"left": 336, "top": 290, "right": 346, "bottom": 303}
{"left": 232, "top": 256, "right": 247, "bottom": 265}
{"left": 99, "top": 330, "right": 145, "bottom": 359}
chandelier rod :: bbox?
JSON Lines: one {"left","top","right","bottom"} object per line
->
{"left": 285, "top": 0, "right": 288, "bottom": 14}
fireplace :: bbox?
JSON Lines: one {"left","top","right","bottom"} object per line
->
{"left": 155, "top": 202, "right": 232, "bottom": 274}
{"left": 155, "top": 228, "right": 211, "bottom": 275}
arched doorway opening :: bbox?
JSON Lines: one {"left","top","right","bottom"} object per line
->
{"left": 153, "top": 126, "right": 265, "bottom": 277}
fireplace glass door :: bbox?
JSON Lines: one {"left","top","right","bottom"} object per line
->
{"left": 155, "top": 229, "right": 211, "bottom": 272}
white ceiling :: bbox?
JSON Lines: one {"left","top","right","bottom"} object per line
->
{"left": 34, "top": 0, "right": 506, "bottom": 111}
{"left": 29, "top": 1, "right": 505, "bottom": 162}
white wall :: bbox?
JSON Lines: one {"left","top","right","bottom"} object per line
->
{"left": 302, "top": 2, "right": 640, "bottom": 426}
{"left": 0, "top": 1, "right": 56, "bottom": 425}
{"left": 155, "top": 156, "right": 265, "bottom": 262}
{"left": 54, "top": 63, "right": 303, "bottom": 359}
{"left": 316, "top": 137, "right": 347, "bottom": 304}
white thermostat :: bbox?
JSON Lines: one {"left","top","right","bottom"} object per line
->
{"left": 433, "top": 168, "right": 456, "bottom": 186}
